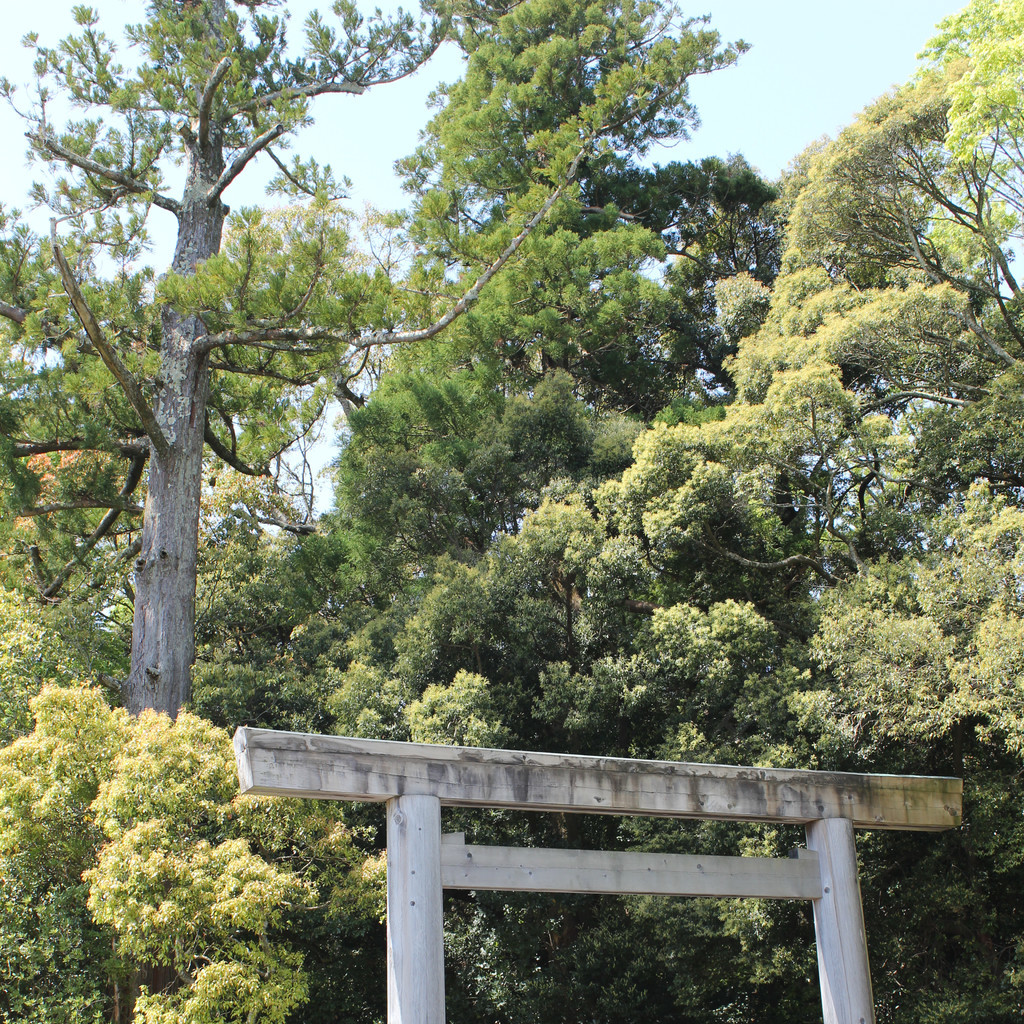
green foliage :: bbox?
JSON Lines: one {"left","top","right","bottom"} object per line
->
{"left": 0, "top": 0, "right": 444, "bottom": 631}
{"left": 7, "top": 2, "right": 1024, "bottom": 1023}
{"left": 190, "top": 483, "right": 342, "bottom": 734}
{"left": 790, "top": 489, "right": 1024, "bottom": 1021}
{"left": 408, "top": 669, "right": 510, "bottom": 746}
{"left": 328, "top": 661, "right": 413, "bottom": 740}
{"left": 0, "top": 585, "right": 123, "bottom": 743}
{"left": 331, "top": 368, "right": 639, "bottom": 594}
{"left": 0, "top": 685, "right": 378, "bottom": 1024}
{"left": 808, "top": 488, "right": 1024, "bottom": 760}
{"left": 924, "top": 0, "right": 1024, "bottom": 162}
{"left": 395, "top": 2, "right": 765, "bottom": 413}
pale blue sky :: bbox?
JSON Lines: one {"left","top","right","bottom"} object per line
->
{"left": 0, "top": 0, "right": 966, "bottom": 243}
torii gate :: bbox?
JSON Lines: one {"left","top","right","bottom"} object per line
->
{"left": 233, "top": 728, "right": 962, "bottom": 1024}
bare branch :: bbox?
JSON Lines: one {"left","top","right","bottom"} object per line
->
{"left": 208, "top": 123, "right": 287, "bottom": 204}
{"left": 198, "top": 57, "right": 232, "bottom": 151}
{"left": 27, "top": 132, "right": 180, "bottom": 215}
{"left": 18, "top": 498, "right": 144, "bottom": 517}
{"left": 860, "top": 390, "right": 969, "bottom": 411}
{"left": 41, "top": 451, "right": 147, "bottom": 601}
{"left": 335, "top": 373, "right": 366, "bottom": 411}
{"left": 202, "top": 332, "right": 331, "bottom": 355}
{"left": 203, "top": 414, "right": 268, "bottom": 477}
{"left": 51, "top": 226, "right": 171, "bottom": 458}
{"left": 210, "top": 360, "right": 321, "bottom": 386}
{"left": 96, "top": 673, "right": 124, "bottom": 695}
{"left": 28, "top": 544, "right": 49, "bottom": 591}
{"left": 0, "top": 300, "right": 28, "bottom": 324}
{"left": 257, "top": 513, "right": 316, "bottom": 536}
{"left": 12, "top": 437, "right": 151, "bottom": 459}
{"left": 703, "top": 530, "right": 841, "bottom": 585}
{"left": 335, "top": 346, "right": 371, "bottom": 408}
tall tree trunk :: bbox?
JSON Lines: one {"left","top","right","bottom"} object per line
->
{"left": 125, "top": 112, "right": 226, "bottom": 717}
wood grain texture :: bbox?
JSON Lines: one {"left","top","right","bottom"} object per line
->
{"left": 439, "top": 840, "right": 822, "bottom": 899}
{"left": 387, "top": 795, "right": 445, "bottom": 1024}
{"left": 806, "top": 818, "right": 876, "bottom": 1024}
{"left": 233, "top": 728, "right": 962, "bottom": 831}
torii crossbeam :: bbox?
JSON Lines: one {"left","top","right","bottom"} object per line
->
{"left": 233, "top": 728, "right": 962, "bottom": 1024}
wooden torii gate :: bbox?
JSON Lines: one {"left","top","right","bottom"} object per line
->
{"left": 233, "top": 728, "right": 962, "bottom": 1024}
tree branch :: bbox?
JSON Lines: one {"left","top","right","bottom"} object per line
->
{"left": 202, "top": 332, "right": 331, "bottom": 355}
{"left": 961, "top": 303, "right": 1018, "bottom": 368}
{"left": 900, "top": 211, "right": 1017, "bottom": 367}
{"left": 860, "top": 390, "right": 969, "bottom": 411}
{"left": 198, "top": 57, "right": 232, "bottom": 151}
{"left": 703, "top": 530, "right": 841, "bottom": 585}
{"left": 203, "top": 144, "right": 589, "bottom": 357}
{"left": 28, "top": 545, "right": 49, "bottom": 591}
{"left": 96, "top": 673, "right": 125, "bottom": 696}
{"left": 207, "top": 123, "right": 287, "bottom": 204}
{"left": 335, "top": 373, "right": 366, "bottom": 411}
{"left": 233, "top": 79, "right": 366, "bottom": 117}
{"left": 41, "top": 451, "right": 147, "bottom": 601}
{"left": 209, "top": 360, "right": 321, "bottom": 386}
{"left": 12, "top": 437, "right": 151, "bottom": 458}
{"left": 374, "top": 146, "right": 588, "bottom": 348}
{"left": 257, "top": 514, "right": 317, "bottom": 536}
{"left": 266, "top": 147, "right": 347, "bottom": 201}
{"left": 18, "top": 498, "right": 144, "bottom": 517}
{"left": 0, "top": 300, "right": 28, "bottom": 324}
{"left": 203, "top": 414, "right": 268, "bottom": 477}
{"left": 51, "top": 227, "right": 170, "bottom": 459}
{"left": 27, "top": 132, "right": 180, "bottom": 215}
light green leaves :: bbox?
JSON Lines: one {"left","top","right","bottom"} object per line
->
{"left": 408, "top": 669, "right": 510, "bottom": 747}
{"left": 810, "top": 488, "right": 1024, "bottom": 756}
{"left": 0, "top": 685, "right": 374, "bottom": 1024}
{"left": 924, "top": 0, "right": 1024, "bottom": 162}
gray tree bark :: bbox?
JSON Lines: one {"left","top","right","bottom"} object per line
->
{"left": 125, "top": 89, "right": 226, "bottom": 717}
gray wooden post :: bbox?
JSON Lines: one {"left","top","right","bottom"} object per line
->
{"left": 806, "top": 818, "right": 875, "bottom": 1024}
{"left": 387, "top": 794, "right": 445, "bottom": 1024}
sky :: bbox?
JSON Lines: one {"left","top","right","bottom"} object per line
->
{"left": 0, "top": 0, "right": 968, "bottom": 247}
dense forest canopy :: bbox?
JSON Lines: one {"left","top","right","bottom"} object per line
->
{"left": 2, "top": 0, "right": 1023, "bottom": 1022}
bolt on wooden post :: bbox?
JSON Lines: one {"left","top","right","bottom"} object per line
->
{"left": 233, "top": 728, "right": 962, "bottom": 1024}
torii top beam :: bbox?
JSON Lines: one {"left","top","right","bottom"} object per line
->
{"left": 234, "top": 728, "right": 961, "bottom": 831}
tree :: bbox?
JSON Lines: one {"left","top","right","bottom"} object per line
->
{"left": 392, "top": 153, "right": 781, "bottom": 416}
{"left": 0, "top": 0, "right": 742, "bottom": 717}
{"left": 396, "top": 22, "right": 778, "bottom": 414}
{"left": 0, "top": 684, "right": 381, "bottom": 1024}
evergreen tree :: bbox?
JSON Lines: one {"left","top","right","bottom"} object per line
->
{"left": 0, "top": 0, "right": 742, "bottom": 716}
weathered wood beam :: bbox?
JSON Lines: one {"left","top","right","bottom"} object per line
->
{"left": 439, "top": 838, "right": 823, "bottom": 900}
{"left": 233, "top": 729, "right": 962, "bottom": 831}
